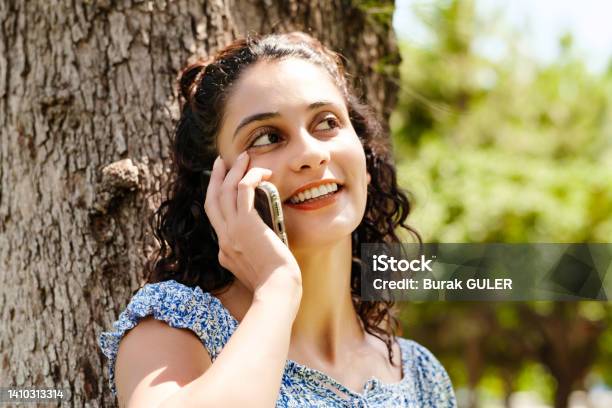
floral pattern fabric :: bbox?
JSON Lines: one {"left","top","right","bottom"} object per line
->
{"left": 99, "top": 280, "right": 457, "bottom": 407}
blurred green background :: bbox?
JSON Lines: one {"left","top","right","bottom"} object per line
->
{"left": 387, "top": 0, "right": 612, "bottom": 407}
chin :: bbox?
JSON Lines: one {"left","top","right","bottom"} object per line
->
{"left": 286, "top": 219, "right": 359, "bottom": 250}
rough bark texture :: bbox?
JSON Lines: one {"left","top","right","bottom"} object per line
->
{"left": 0, "top": 0, "right": 399, "bottom": 405}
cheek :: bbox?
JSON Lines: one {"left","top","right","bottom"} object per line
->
{"left": 350, "top": 146, "right": 369, "bottom": 201}
{"left": 343, "top": 141, "right": 368, "bottom": 181}
{"left": 246, "top": 156, "right": 283, "bottom": 188}
{"left": 337, "top": 140, "right": 368, "bottom": 203}
{"left": 247, "top": 156, "right": 276, "bottom": 172}
{"left": 337, "top": 132, "right": 366, "bottom": 160}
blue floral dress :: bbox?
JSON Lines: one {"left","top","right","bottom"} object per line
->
{"left": 99, "top": 280, "right": 457, "bottom": 407}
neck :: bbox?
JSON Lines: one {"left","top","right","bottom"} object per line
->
{"left": 289, "top": 235, "right": 365, "bottom": 364}
{"left": 216, "top": 235, "right": 367, "bottom": 365}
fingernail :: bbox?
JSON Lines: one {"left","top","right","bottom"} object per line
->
{"left": 238, "top": 151, "right": 248, "bottom": 160}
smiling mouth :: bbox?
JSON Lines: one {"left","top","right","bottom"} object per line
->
{"left": 285, "top": 183, "right": 343, "bottom": 205}
{"left": 284, "top": 186, "right": 344, "bottom": 210}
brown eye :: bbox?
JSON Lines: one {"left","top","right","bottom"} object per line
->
{"left": 249, "top": 129, "right": 283, "bottom": 148}
{"left": 314, "top": 116, "right": 340, "bottom": 132}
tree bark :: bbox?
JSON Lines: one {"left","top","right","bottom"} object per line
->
{"left": 0, "top": 0, "right": 399, "bottom": 406}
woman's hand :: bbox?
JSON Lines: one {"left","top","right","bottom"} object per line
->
{"left": 204, "top": 152, "right": 302, "bottom": 299}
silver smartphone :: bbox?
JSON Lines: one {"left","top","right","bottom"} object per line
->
{"left": 254, "top": 181, "right": 289, "bottom": 246}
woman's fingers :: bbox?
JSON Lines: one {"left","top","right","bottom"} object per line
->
{"left": 219, "top": 152, "right": 250, "bottom": 220}
{"left": 204, "top": 156, "right": 227, "bottom": 233}
{"left": 205, "top": 152, "right": 274, "bottom": 260}
{"left": 237, "top": 167, "right": 273, "bottom": 214}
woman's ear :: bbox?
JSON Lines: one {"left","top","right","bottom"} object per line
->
{"left": 367, "top": 172, "right": 371, "bottom": 185}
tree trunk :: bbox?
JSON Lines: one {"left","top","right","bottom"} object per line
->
{"left": 0, "top": 0, "right": 400, "bottom": 406}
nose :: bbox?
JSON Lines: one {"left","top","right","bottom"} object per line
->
{"left": 288, "top": 128, "right": 330, "bottom": 172}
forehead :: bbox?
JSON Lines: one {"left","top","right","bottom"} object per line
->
{"left": 224, "top": 58, "right": 346, "bottom": 119}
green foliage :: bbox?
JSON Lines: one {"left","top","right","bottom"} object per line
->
{"left": 393, "top": 0, "right": 612, "bottom": 247}
{"left": 396, "top": 141, "right": 612, "bottom": 243}
{"left": 391, "top": 0, "right": 612, "bottom": 405}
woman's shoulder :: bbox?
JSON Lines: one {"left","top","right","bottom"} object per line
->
{"left": 108, "top": 279, "right": 223, "bottom": 327}
{"left": 396, "top": 337, "right": 444, "bottom": 368}
{"left": 396, "top": 336, "right": 457, "bottom": 406}
{"left": 99, "top": 279, "right": 234, "bottom": 346}
{"left": 396, "top": 336, "right": 450, "bottom": 378}
{"left": 98, "top": 279, "right": 236, "bottom": 395}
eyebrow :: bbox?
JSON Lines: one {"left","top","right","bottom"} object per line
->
{"left": 232, "top": 101, "right": 337, "bottom": 140}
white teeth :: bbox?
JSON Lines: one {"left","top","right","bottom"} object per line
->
{"left": 289, "top": 183, "right": 340, "bottom": 204}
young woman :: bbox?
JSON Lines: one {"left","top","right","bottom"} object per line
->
{"left": 99, "top": 32, "right": 456, "bottom": 407}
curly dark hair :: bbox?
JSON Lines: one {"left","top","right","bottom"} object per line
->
{"left": 145, "top": 31, "right": 421, "bottom": 366}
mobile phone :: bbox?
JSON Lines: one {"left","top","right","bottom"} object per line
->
{"left": 254, "top": 181, "right": 289, "bottom": 246}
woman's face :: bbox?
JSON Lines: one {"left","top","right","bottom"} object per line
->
{"left": 216, "top": 57, "right": 369, "bottom": 250}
